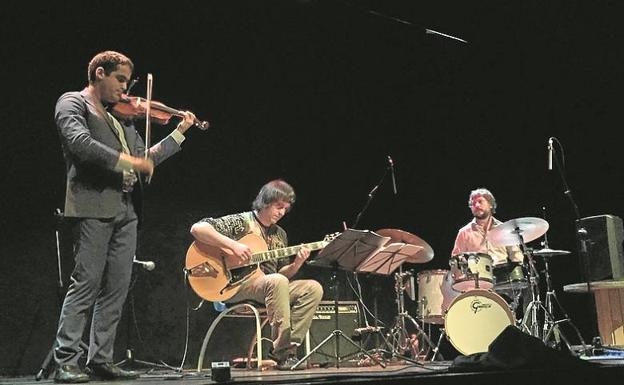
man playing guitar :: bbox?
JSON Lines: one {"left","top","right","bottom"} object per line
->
{"left": 190, "top": 179, "right": 323, "bottom": 370}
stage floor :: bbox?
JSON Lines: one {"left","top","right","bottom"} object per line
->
{"left": 4, "top": 358, "right": 624, "bottom": 385}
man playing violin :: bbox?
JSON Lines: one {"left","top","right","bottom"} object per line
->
{"left": 53, "top": 50, "right": 196, "bottom": 383}
{"left": 190, "top": 179, "right": 323, "bottom": 370}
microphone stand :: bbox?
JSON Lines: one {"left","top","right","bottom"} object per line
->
{"left": 549, "top": 137, "right": 597, "bottom": 353}
{"left": 352, "top": 159, "right": 392, "bottom": 230}
{"left": 115, "top": 259, "right": 173, "bottom": 371}
{"left": 349, "top": 159, "right": 402, "bottom": 364}
{"left": 115, "top": 76, "right": 173, "bottom": 372}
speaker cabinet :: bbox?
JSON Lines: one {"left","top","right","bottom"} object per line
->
{"left": 307, "top": 301, "right": 360, "bottom": 364}
{"left": 450, "top": 325, "right": 588, "bottom": 371}
{"left": 579, "top": 214, "right": 624, "bottom": 281}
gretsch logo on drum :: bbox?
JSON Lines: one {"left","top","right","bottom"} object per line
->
{"left": 470, "top": 299, "right": 492, "bottom": 314}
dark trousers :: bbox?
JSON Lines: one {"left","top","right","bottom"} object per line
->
{"left": 54, "top": 197, "right": 137, "bottom": 366}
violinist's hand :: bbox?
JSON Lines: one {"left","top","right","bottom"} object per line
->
{"left": 176, "top": 111, "right": 196, "bottom": 134}
{"left": 121, "top": 153, "right": 154, "bottom": 176}
{"left": 136, "top": 157, "right": 154, "bottom": 177}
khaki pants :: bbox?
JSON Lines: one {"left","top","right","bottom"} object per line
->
{"left": 227, "top": 273, "right": 323, "bottom": 358}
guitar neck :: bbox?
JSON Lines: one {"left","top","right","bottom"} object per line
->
{"left": 248, "top": 241, "right": 327, "bottom": 265}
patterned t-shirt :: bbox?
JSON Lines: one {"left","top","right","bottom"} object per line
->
{"left": 199, "top": 211, "right": 290, "bottom": 274}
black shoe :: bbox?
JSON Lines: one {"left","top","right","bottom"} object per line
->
{"left": 267, "top": 349, "right": 283, "bottom": 363}
{"left": 86, "top": 362, "right": 139, "bottom": 380}
{"left": 54, "top": 365, "right": 89, "bottom": 384}
{"left": 275, "top": 356, "right": 305, "bottom": 371}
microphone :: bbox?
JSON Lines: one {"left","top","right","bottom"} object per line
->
{"left": 387, "top": 155, "right": 397, "bottom": 195}
{"left": 351, "top": 325, "right": 383, "bottom": 341}
{"left": 354, "top": 326, "right": 382, "bottom": 334}
{"left": 133, "top": 256, "right": 156, "bottom": 271}
{"left": 547, "top": 138, "right": 553, "bottom": 170}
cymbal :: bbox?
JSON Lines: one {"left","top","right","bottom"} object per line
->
{"left": 375, "top": 228, "right": 434, "bottom": 263}
{"left": 486, "top": 217, "right": 549, "bottom": 247}
{"left": 533, "top": 248, "right": 571, "bottom": 257}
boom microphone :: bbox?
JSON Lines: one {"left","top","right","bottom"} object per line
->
{"left": 547, "top": 138, "right": 553, "bottom": 171}
{"left": 387, "top": 155, "right": 397, "bottom": 195}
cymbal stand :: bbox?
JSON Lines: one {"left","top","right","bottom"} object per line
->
{"left": 514, "top": 230, "right": 547, "bottom": 338}
{"left": 541, "top": 254, "right": 587, "bottom": 353}
{"left": 386, "top": 265, "right": 437, "bottom": 363}
{"left": 417, "top": 293, "right": 446, "bottom": 362}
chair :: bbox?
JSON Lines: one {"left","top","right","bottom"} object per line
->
{"left": 196, "top": 301, "right": 311, "bottom": 372}
{"left": 197, "top": 301, "right": 268, "bottom": 372}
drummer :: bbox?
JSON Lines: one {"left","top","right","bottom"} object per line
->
{"left": 451, "top": 188, "right": 527, "bottom": 308}
{"left": 451, "top": 188, "right": 523, "bottom": 265}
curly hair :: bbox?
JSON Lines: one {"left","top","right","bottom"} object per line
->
{"left": 87, "top": 51, "right": 134, "bottom": 83}
{"left": 468, "top": 187, "right": 497, "bottom": 214}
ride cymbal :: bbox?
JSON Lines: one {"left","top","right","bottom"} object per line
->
{"left": 533, "top": 248, "right": 571, "bottom": 257}
{"left": 486, "top": 217, "right": 549, "bottom": 247}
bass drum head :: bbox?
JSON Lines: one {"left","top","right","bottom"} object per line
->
{"left": 444, "top": 289, "right": 514, "bottom": 355}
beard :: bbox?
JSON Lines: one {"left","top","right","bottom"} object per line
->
{"left": 473, "top": 210, "right": 491, "bottom": 220}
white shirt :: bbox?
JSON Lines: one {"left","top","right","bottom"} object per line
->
{"left": 451, "top": 217, "right": 524, "bottom": 266}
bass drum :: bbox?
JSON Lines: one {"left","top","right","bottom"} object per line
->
{"left": 444, "top": 289, "right": 514, "bottom": 355}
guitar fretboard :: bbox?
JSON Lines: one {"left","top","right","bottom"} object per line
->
{"left": 249, "top": 241, "right": 328, "bottom": 265}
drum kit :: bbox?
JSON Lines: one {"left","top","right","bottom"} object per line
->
{"left": 373, "top": 217, "right": 586, "bottom": 361}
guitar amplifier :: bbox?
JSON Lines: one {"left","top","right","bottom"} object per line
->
{"left": 307, "top": 301, "right": 360, "bottom": 364}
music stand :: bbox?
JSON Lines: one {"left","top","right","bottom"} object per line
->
{"left": 357, "top": 242, "right": 441, "bottom": 363}
{"left": 342, "top": 242, "right": 419, "bottom": 364}
{"left": 357, "top": 243, "right": 422, "bottom": 275}
{"left": 292, "top": 229, "right": 387, "bottom": 369}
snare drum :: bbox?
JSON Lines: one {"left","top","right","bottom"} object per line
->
{"left": 449, "top": 253, "right": 494, "bottom": 291}
{"left": 416, "top": 270, "right": 460, "bottom": 324}
{"left": 493, "top": 262, "right": 528, "bottom": 292}
{"left": 444, "top": 289, "right": 514, "bottom": 355}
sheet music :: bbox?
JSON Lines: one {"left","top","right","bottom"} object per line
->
{"left": 357, "top": 243, "right": 424, "bottom": 275}
{"left": 308, "top": 229, "right": 424, "bottom": 274}
{"left": 310, "top": 229, "right": 390, "bottom": 271}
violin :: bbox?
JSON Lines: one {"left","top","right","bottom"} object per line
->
{"left": 112, "top": 94, "right": 210, "bottom": 130}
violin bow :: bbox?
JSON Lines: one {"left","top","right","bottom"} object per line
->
{"left": 144, "top": 73, "right": 153, "bottom": 184}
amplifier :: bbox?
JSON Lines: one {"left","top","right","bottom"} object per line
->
{"left": 308, "top": 301, "right": 360, "bottom": 364}
{"left": 579, "top": 215, "right": 624, "bottom": 281}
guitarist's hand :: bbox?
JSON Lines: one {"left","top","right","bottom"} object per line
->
{"left": 294, "top": 247, "right": 311, "bottom": 267}
{"left": 278, "top": 247, "right": 310, "bottom": 279}
{"left": 231, "top": 242, "right": 253, "bottom": 263}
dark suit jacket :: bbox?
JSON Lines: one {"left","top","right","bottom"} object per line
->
{"left": 55, "top": 89, "right": 181, "bottom": 220}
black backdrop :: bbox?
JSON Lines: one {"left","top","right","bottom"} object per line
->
{"left": 1, "top": 0, "right": 623, "bottom": 375}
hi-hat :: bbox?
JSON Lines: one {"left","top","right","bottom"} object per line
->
{"left": 486, "top": 217, "right": 549, "bottom": 247}
{"left": 533, "top": 248, "right": 571, "bottom": 257}
{"left": 375, "top": 228, "right": 434, "bottom": 263}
